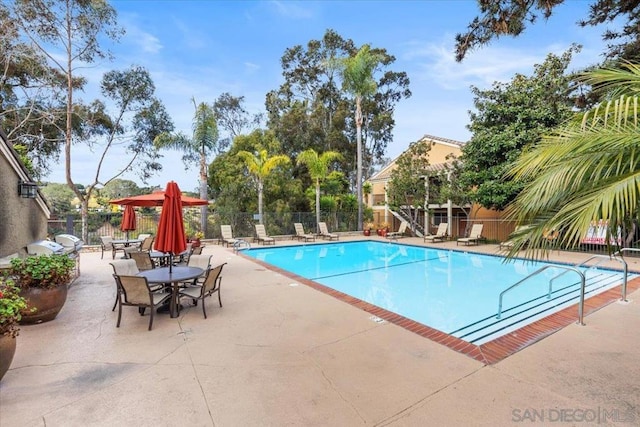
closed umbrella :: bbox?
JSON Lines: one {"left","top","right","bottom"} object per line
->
{"left": 154, "top": 181, "right": 187, "bottom": 272}
{"left": 120, "top": 205, "right": 137, "bottom": 240}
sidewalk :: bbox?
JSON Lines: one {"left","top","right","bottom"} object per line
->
{"left": 1, "top": 237, "right": 638, "bottom": 426}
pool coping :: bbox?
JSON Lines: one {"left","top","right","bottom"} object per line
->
{"left": 238, "top": 245, "right": 640, "bottom": 365}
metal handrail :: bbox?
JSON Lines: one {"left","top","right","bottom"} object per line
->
{"left": 497, "top": 265, "right": 586, "bottom": 325}
{"left": 612, "top": 247, "right": 640, "bottom": 301}
{"left": 548, "top": 254, "right": 627, "bottom": 301}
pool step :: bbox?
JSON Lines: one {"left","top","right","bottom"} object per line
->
{"left": 451, "top": 272, "right": 624, "bottom": 345}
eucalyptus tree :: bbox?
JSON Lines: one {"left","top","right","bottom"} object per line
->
{"left": 505, "top": 62, "right": 640, "bottom": 258}
{"left": 296, "top": 149, "right": 343, "bottom": 232}
{"left": 75, "top": 66, "right": 172, "bottom": 241}
{"left": 212, "top": 92, "right": 261, "bottom": 151}
{"left": 7, "top": 0, "right": 123, "bottom": 240}
{"left": 155, "top": 99, "right": 218, "bottom": 233}
{"left": 333, "top": 44, "right": 386, "bottom": 230}
{"left": 266, "top": 29, "right": 410, "bottom": 189}
{"left": 237, "top": 135, "right": 291, "bottom": 224}
{"left": 455, "top": 0, "right": 640, "bottom": 62}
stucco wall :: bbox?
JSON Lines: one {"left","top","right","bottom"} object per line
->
{"left": 0, "top": 141, "right": 49, "bottom": 257}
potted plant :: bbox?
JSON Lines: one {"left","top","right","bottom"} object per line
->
{"left": 192, "top": 231, "right": 204, "bottom": 248}
{"left": 364, "top": 222, "right": 374, "bottom": 236}
{"left": 9, "top": 254, "right": 75, "bottom": 324}
{"left": 0, "top": 277, "right": 28, "bottom": 381}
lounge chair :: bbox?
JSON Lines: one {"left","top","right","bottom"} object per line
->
{"left": 386, "top": 221, "right": 408, "bottom": 240}
{"left": 318, "top": 222, "right": 339, "bottom": 240}
{"left": 255, "top": 224, "right": 275, "bottom": 245}
{"left": 424, "top": 223, "right": 448, "bottom": 243}
{"left": 499, "top": 225, "right": 530, "bottom": 250}
{"left": 220, "top": 225, "right": 238, "bottom": 247}
{"left": 294, "top": 223, "right": 315, "bottom": 242}
{"left": 457, "top": 224, "right": 484, "bottom": 246}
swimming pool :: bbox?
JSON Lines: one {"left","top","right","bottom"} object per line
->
{"left": 243, "top": 241, "right": 631, "bottom": 345}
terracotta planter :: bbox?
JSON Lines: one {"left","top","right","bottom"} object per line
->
{"left": 191, "top": 238, "right": 201, "bottom": 248}
{"left": 19, "top": 285, "right": 68, "bottom": 324}
{"left": 363, "top": 229, "right": 371, "bottom": 236}
{"left": 0, "top": 334, "right": 17, "bottom": 381}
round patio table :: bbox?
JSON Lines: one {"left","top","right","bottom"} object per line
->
{"left": 137, "top": 266, "right": 203, "bottom": 318}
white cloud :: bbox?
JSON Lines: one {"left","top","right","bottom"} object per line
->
{"left": 268, "top": 0, "right": 314, "bottom": 19}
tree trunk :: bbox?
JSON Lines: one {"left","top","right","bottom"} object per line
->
{"left": 315, "top": 178, "right": 321, "bottom": 233}
{"left": 81, "top": 199, "right": 89, "bottom": 243}
{"left": 258, "top": 179, "right": 264, "bottom": 224}
{"left": 356, "top": 97, "right": 363, "bottom": 231}
{"left": 199, "top": 152, "right": 208, "bottom": 236}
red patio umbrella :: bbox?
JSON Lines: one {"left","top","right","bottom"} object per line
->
{"left": 154, "top": 181, "right": 187, "bottom": 272}
{"left": 120, "top": 205, "right": 137, "bottom": 240}
{"left": 109, "top": 190, "right": 208, "bottom": 207}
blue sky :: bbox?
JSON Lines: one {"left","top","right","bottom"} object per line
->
{"left": 45, "top": 0, "right": 610, "bottom": 193}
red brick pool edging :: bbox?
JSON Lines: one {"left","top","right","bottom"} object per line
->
{"left": 239, "top": 251, "right": 640, "bottom": 365}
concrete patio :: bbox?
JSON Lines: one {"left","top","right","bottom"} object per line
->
{"left": 1, "top": 236, "right": 638, "bottom": 426}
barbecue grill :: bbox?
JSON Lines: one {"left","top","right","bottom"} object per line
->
{"left": 54, "top": 234, "right": 84, "bottom": 254}
{"left": 26, "top": 240, "right": 65, "bottom": 256}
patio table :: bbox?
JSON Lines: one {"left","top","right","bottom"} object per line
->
{"left": 137, "top": 266, "right": 203, "bottom": 318}
{"left": 112, "top": 238, "right": 142, "bottom": 247}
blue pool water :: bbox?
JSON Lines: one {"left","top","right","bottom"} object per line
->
{"left": 244, "top": 241, "right": 631, "bottom": 344}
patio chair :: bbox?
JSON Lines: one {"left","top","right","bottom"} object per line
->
{"left": 179, "top": 263, "right": 226, "bottom": 319}
{"left": 128, "top": 251, "right": 155, "bottom": 271}
{"left": 191, "top": 245, "right": 203, "bottom": 255}
{"left": 100, "top": 235, "right": 126, "bottom": 260}
{"left": 124, "top": 235, "right": 155, "bottom": 257}
{"left": 424, "top": 223, "right": 448, "bottom": 243}
{"left": 183, "top": 254, "right": 212, "bottom": 286}
{"left": 220, "top": 225, "right": 238, "bottom": 247}
{"left": 254, "top": 224, "right": 276, "bottom": 245}
{"left": 386, "top": 221, "right": 408, "bottom": 240}
{"left": 109, "top": 259, "right": 139, "bottom": 311}
{"left": 294, "top": 223, "right": 315, "bottom": 242}
{"left": 457, "top": 224, "right": 484, "bottom": 246}
{"left": 113, "top": 274, "right": 171, "bottom": 331}
{"left": 318, "top": 222, "right": 339, "bottom": 240}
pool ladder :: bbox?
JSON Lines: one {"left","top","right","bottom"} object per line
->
{"left": 496, "top": 254, "right": 629, "bottom": 326}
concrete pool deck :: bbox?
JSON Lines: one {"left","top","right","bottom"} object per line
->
{"left": 1, "top": 235, "right": 639, "bottom": 426}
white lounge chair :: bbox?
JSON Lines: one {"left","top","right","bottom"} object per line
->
{"left": 294, "top": 223, "right": 315, "bottom": 242}
{"left": 255, "top": 224, "right": 275, "bottom": 245}
{"left": 499, "top": 225, "right": 531, "bottom": 250}
{"left": 386, "top": 221, "right": 408, "bottom": 239}
{"left": 457, "top": 224, "right": 484, "bottom": 246}
{"left": 318, "top": 222, "right": 338, "bottom": 240}
{"left": 220, "top": 225, "right": 238, "bottom": 247}
{"left": 424, "top": 223, "right": 448, "bottom": 243}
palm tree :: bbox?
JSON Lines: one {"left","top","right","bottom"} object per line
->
{"left": 505, "top": 62, "right": 640, "bottom": 258}
{"left": 154, "top": 99, "right": 218, "bottom": 235}
{"left": 297, "top": 149, "right": 343, "bottom": 233}
{"left": 336, "top": 44, "right": 384, "bottom": 230}
{"left": 237, "top": 149, "right": 290, "bottom": 224}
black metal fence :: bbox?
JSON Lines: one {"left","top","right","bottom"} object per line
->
{"left": 48, "top": 209, "right": 639, "bottom": 257}
{"left": 48, "top": 208, "right": 359, "bottom": 245}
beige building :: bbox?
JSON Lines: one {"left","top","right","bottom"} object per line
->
{"left": 0, "top": 129, "right": 50, "bottom": 257}
{"left": 366, "top": 133, "right": 510, "bottom": 241}
{"left": 366, "top": 134, "right": 466, "bottom": 237}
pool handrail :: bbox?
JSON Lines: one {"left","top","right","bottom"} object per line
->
{"left": 612, "top": 247, "right": 640, "bottom": 301}
{"left": 548, "top": 254, "right": 627, "bottom": 302}
{"left": 497, "top": 265, "right": 586, "bottom": 325}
